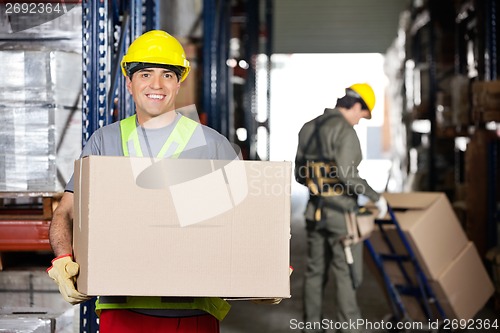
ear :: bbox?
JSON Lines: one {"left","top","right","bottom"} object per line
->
{"left": 126, "top": 76, "right": 133, "bottom": 94}
{"left": 175, "top": 81, "right": 181, "bottom": 95}
{"left": 354, "top": 102, "right": 363, "bottom": 111}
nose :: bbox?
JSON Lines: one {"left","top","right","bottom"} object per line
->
{"left": 149, "top": 74, "right": 162, "bottom": 89}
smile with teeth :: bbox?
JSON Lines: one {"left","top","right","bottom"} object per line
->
{"left": 147, "top": 94, "right": 165, "bottom": 100}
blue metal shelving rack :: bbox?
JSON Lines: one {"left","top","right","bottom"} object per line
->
{"left": 78, "top": 0, "right": 272, "bottom": 330}
{"left": 79, "top": 1, "right": 158, "bottom": 331}
{"left": 202, "top": 0, "right": 272, "bottom": 160}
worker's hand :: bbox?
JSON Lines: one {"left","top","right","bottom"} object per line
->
{"left": 375, "top": 196, "right": 388, "bottom": 219}
{"left": 47, "top": 254, "right": 91, "bottom": 305}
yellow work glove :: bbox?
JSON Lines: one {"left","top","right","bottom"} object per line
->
{"left": 252, "top": 297, "right": 284, "bottom": 305}
{"left": 252, "top": 266, "right": 293, "bottom": 305}
{"left": 47, "top": 254, "right": 90, "bottom": 305}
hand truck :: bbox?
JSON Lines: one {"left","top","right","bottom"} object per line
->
{"left": 364, "top": 204, "right": 448, "bottom": 332}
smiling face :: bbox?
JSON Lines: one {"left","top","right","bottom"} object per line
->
{"left": 126, "top": 67, "right": 181, "bottom": 125}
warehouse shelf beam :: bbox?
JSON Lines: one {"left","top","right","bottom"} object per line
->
{"left": 201, "top": 0, "right": 235, "bottom": 142}
{"left": 484, "top": 0, "right": 498, "bottom": 80}
{"left": 242, "top": 0, "right": 259, "bottom": 160}
{"left": 487, "top": 141, "right": 499, "bottom": 249}
{"left": 81, "top": 0, "right": 110, "bottom": 146}
{"left": 264, "top": 0, "right": 273, "bottom": 160}
{"left": 427, "top": 3, "right": 437, "bottom": 191}
{"left": 202, "top": 0, "right": 270, "bottom": 160}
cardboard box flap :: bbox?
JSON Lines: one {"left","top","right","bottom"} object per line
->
{"left": 384, "top": 192, "right": 444, "bottom": 210}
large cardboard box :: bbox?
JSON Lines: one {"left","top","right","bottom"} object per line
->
{"left": 432, "top": 242, "right": 494, "bottom": 320}
{"left": 366, "top": 192, "right": 494, "bottom": 321}
{"left": 391, "top": 242, "right": 494, "bottom": 322}
{"left": 369, "top": 192, "right": 469, "bottom": 281}
{"left": 73, "top": 156, "right": 291, "bottom": 298}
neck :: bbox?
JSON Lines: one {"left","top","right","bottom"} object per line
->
{"left": 337, "top": 107, "right": 349, "bottom": 119}
{"left": 338, "top": 107, "right": 356, "bottom": 126}
{"left": 137, "top": 110, "right": 177, "bottom": 129}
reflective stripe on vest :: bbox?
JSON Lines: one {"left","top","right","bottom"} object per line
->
{"left": 120, "top": 114, "right": 199, "bottom": 158}
{"left": 95, "top": 296, "right": 231, "bottom": 321}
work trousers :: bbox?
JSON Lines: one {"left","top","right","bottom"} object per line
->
{"left": 302, "top": 210, "right": 363, "bottom": 333}
{"left": 100, "top": 310, "right": 220, "bottom": 333}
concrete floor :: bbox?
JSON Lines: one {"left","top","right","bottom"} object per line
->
{"left": 221, "top": 206, "right": 392, "bottom": 333}
{"left": 0, "top": 193, "right": 498, "bottom": 332}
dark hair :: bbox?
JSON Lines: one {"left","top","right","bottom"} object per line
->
{"left": 126, "top": 62, "right": 184, "bottom": 81}
{"left": 335, "top": 90, "right": 369, "bottom": 110}
{"left": 336, "top": 95, "right": 359, "bottom": 109}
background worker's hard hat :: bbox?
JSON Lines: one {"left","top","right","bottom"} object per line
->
{"left": 121, "top": 30, "right": 191, "bottom": 82}
{"left": 347, "top": 83, "right": 376, "bottom": 116}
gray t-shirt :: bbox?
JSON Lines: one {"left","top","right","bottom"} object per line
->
{"left": 65, "top": 112, "right": 239, "bottom": 192}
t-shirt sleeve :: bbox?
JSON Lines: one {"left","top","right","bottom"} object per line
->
{"left": 64, "top": 130, "right": 104, "bottom": 192}
{"left": 216, "top": 138, "right": 241, "bottom": 160}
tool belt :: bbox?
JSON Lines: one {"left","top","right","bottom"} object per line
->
{"left": 342, "top": 207, "right": 374, "bottom": 289}
{"left": 305, "top": 161, "right": 345, "bottom": 222}
{"left": 342, "top": 207, "right": 375, "bottom": 246}
{"left": 305, "top": 161, "right": 344, "bottom": 197}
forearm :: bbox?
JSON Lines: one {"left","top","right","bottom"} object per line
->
{"left": 47, "top": 192, "right": 90, "bottom": 304}
{"left": 341, "top": 173, "right": 380, "bottom": 202}
{"left": 335, "top": 156, "right": 379, "bottom": 202}
{"left": 49, "top": 192, "right": 74, "bottom": 257}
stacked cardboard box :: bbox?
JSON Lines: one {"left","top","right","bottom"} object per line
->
{"left": 472, "top": 80, "right": 500, "bottom": 122}
{"left": 368, "top": 192, "right": 494, "bottom": 321}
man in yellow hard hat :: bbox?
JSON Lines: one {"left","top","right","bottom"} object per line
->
{"left": 294, "top": 83, "right": 387, "bottom": 333}
{"left": 47, "top": 30, "right": 239, "bottom": 333}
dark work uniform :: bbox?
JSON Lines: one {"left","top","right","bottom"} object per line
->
{"left": 294, "top": 108, "right": 380, "bottom": 333}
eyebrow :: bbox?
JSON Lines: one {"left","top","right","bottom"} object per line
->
{"left": 137, "top": 68, "right": 175, "bottom": 74}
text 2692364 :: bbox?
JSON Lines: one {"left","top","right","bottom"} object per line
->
{"left": 5, "top": 2, "right": 65, "bottom": 15}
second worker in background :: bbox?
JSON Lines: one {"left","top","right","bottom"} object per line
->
{"left": 294, "top": 83, "right": 387, "bottom": 333}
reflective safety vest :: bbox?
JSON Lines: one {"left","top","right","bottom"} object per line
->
{"left": 95, "top": 113, "right": 231, "bottom": 321}
{"left": 120, "top": 114, "right": 199, "bottom": 158}
{"left": 95, "top": 296, "right": 231, "bottom": 321}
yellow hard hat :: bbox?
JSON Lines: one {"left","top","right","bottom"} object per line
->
{"left": 121, "top": 30, "right": 191, "bottom": 82}
{"left": 347, "top": 83, "right": 376, "bottom": 116}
